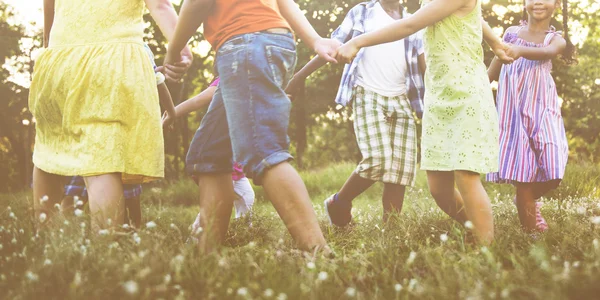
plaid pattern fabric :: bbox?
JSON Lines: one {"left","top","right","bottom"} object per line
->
{"left": 353, "top": 85, "right": 417, "bottom": 186}
{"left": 331, "top": 0, "right": 425, "bottom": 114}
{"left": 64, "top": 176, "right": 142, "bottom": 200}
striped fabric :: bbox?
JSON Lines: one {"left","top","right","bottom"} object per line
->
{"left": 487, "top": 27, "right": 568, "bottom": 183}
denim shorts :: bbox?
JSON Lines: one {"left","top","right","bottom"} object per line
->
{"left": 185, "top": 31, "right": 297, "bottom": 185}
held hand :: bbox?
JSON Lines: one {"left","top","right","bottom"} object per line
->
{"left": 505, "top": 45, "right": 522, "bottom": 61}
{"left": 314, "top": 38, "right": 341, "bottom": 64}
{"left": 335, "top": 40, "right": 360, "bottom": 64}
{"left": 162, "top": 111, "right": 176, "bottom": 129}
{"left": 162, "top": 49, "right": 189, "bottom": 83}
{"left": 492, "top": 43, "right": 514, "bottom": 64}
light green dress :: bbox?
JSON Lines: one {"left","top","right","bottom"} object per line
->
{"left": 420, "top": 0, "right": 499, "bottom": 173}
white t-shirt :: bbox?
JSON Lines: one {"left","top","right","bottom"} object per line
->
{"left": 356, "top": 2, "right": 408, "bottom": 97}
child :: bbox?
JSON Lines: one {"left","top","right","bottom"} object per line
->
{"left": 335, "top": 0, "right": 514, "bottom": 244}
{"left": 286, "top": 0, "right": 426, "bottom": 226}
{"left": 163, "top": 0, "right": 341, "bottom": 253}
{"left": 487, "top": 0, "right": 576, "bottom": 232}
{"left": 162, "top": 78, "right": 256, "bottom": 237}
{"left": 61, "top": 176, "right": 143, "bottom": 228}
{"left": 30, "top": 0, "right": 190, "bottom": 231}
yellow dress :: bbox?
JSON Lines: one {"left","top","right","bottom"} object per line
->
{"left": 28, "top": 0, "right": 163, "bottom": 183}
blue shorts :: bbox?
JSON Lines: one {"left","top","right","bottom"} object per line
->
{"left": 185, "top": 32, "right": 297, "bottom": 185}
{"left": 64, "top": 176, "right": 142, "bottom": 200}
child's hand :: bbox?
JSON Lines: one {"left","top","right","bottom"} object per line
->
{"left": 336, "top": 40, "right": 360, "bottom": 64}
{"left": 161, "top": 46, "right": 192, "bottom": 83}
{"left": 285, "top": 75, "right": 305, "bottom": 101}
{"left": 162, "top": 111, "right": 176, "bottom": 129}
{"left": 492, "top": 43, "right": 514, "bottom": 64}
{"left": 314, "top": 38, "right": 341, "bottom": 64}
{"left": 506, "top": 45, "right": 522, "bottom": 61}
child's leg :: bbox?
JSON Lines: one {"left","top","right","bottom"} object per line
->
{"left": 427, "top": 171, "right": 468, "bottom": 224}
{"left": 124, "top": 196, "right": 142, "bottom": 228}
{"left": 533, "top": 179, "right": 561, "bottom": 200}
{"left": 382, "top": 183, "right": 406, "bottom": 222}
{"left": 454, "top": 170, "right": 494, "bottom": 244}
{"left": 336, "top": 173, "right": 375, "bottom": 202}
{"left": 83, "top": 173, "right": 124, "bottom": 232}
{"left": 33, "top": 166, "right": 65, "bottom": 224}
{"left": 263, "top": 162, "right": 326, "bottom": 250}
{"left": 515, "top": 182, "right": 538, "bottom": 231}
{"left": 195, "top": 173, "right": 235, "bottom": 253}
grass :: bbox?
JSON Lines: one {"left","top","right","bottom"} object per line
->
{"left": 1, "top": 162, "right": 600, "bottom": 299}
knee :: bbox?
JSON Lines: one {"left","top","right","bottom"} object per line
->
{"left": 454, "top": 170, "right": 480, "bottom": 186}
{"left": 429, "top": 184, "right": 450, "bottom": 203}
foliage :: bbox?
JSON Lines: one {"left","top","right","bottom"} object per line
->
{"left": 2, "top": 163, "right": 600, "bottom": 299}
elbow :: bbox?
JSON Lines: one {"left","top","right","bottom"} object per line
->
{"left": 148, "top": 0, "right": 173, "bottom": 13}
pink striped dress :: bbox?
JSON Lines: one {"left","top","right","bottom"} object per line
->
{"left": 487, "top": 26, "right": 568, "bottom": 183}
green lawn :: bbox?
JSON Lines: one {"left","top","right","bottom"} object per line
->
{"left": 1, "top": 162, "right": 600, "bottom": 299}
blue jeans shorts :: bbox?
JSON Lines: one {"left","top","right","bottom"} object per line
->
{"left": 185, "top": 31, "right": 297, "bottom": 185}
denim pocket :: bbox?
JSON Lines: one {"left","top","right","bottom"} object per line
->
{"left": 265, "top": 45, "right": 297, "bottom": 89}
{"left": 218, "top": 35, "right": 246, "bottom": 56}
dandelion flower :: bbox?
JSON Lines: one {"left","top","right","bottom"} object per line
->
{"left": 590, "top": 216, "right": 600, "bottom": 225}
{"left": 146, "top": 221, "right": 157, "bottom": 229}
{"left": 76, "top": 200, "right": 84, "bottom": 207}
{"left": 237, "top": 287, "right": 248, "bottom": 296}
{"left": 133, "top": 234, "right": 141, "bottom": 245}
{"left": 41, "top": 195, "right": 49, "bottom": 203}
{"left": 74, "top": 209, "right": 84, "bottom": 217}
{"left": 98, "top": 229, "right": 109, "bottom": 236}
{"left": 264, "top": 288, "right": 274, "bottom": 297}
{"left": 345, "top": 287, "right": 357, "bottom": 297}
{"left": 164, "top": 274, "right": 172, "bottom": 284}
{"left": 394, "top": 283, "right": 403, "bottom": 292}
{"left": 406, "top": 251, "right": 417, "bottom": 265}
{"left": 464, "top": 221, "right": 474, "bottom": 229}
{"left": 317, "top": 271, "right": 328, "bottom": 281}
{"left": 44, "top": 259, "right": 52, "bottom": 266}
{"left": 170, "top": 223, "right": 177, "bottom": 229}
{"left": 11, "top": 238, "right": 17, "bottom": 244}
{"left": 306, "top": 262, "right": 316, "bottom": 269}
{"left": 577, "top": 206, "right": 586, "bottom": 215}
{"left": 277, "top": 293, "right": 288, "bottom": 300}
{"left": 39, "top": 213, "right": 47, "bottom": 223}
{"left": 54, "top": 203, "right": 61, "bottom": 210}
{"left": 440, "top": 233, "right": 448, "bottom": 242}
{"left": 80, "top": 222, "right": 86, "bottom": 228}
{"left": 9, "top": 212, "right": 16, "bottom": 219}
{"left": 123, "top": 280, "right": 139, "bottom": 295}
{"left": 64, "top": 220, "right": 70, "bottom": 226}
{"left": 25, "top": 271, "right": 39, "bottom": 282}
{"left": 122, "top": 224, "right": 130, "bottom": 230}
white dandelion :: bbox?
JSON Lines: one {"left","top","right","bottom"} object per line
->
{"left": 11, "top": 238, "right": 17, "bottom": 244}
{"left": 440, "top": 233, "right": 448, "bottom": 242}
{"left": 76, "top": 200, "right": 84, "bottom": 207}
{"left": 276, "top": 293, "right": 288, "bottom": 300}
{"left": 306, "top": 262, "right": 316, "bottom": 269}
{"left": 317, "top": 271, "right": 328, "bottom": 281}
{"left": 264, "top": 288, "right": 274, "bottom": 297}
{"left": 80, "top": 222, "right": 86, "bottom": 228}
{"left": 44, "top": 259, "right": 52, "bottom": 266}
{"left": 54, "top": 203, "right": 61, "bottom": 210}
{"left": 590, "top": 216, "right": 600, "bottom": 225}
{"left": 40, "top": 195, "right": 49, "bottom": 204}
{"left": 394, "top": 283, "right": 403, "bottom": 292}
{"left": 345, "top": 287, "right": 357, "bottom": 297}
{"left": 74, "top": 209, "right": 84, "bottom": 217}
{"left": 9, "top": 212, "right": 16, "bottom": 219}
{"left": 122, "top": 224, "right": 130, "bottom": 230}
{"left": 237, "top": 287, "right": 248, "bottom": 296}
{"left": 123, "top": 280, "right": 139, "bottom": 295}
{"left": 39, "top": 213, "right": 47, "bottom": 223}
{"left": 170, "top": 223, "right": 177, "bottom": 229}
{"left": 576, "top": 206, "right": 586, "bottom": 215}
{"left": 63, "top": 220, "right": 70, "bottom": 226}
{"left": 133, "top": 234, "right": 141, "bottom": 245}
{"left": 406, "top": 251, "right": 417, "bottom": 265}
{"left": 464, "top": 221, "right": 474, "bottom": 229}
{"left": 25, "top": 271, "right": 39, "bottom": 282}
{"left": 145, "top": 221, "right": 157, "bottom": 229}
{"left": 98, "top": 229, "right": 109, "bottom": 236}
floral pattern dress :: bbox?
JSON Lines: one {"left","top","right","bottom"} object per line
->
{"left": 420, "top": 0, "right": 499, "bottom": 173}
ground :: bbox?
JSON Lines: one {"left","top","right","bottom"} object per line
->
{"left": 1, "top": 162, "right": 600, "bottom": 299}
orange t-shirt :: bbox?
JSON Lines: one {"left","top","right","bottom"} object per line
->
{"left": 205, "top": 0, "right": 291, "bottom": 51}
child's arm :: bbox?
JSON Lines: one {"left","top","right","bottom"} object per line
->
{"left": 487, "top": 58, "right": 502, "bottom": 82}
{"left": 164, "top": 0, "right": 215, "bottom": 77}
{"left": 158, "top": 82, "right": 177, "bottom": 128}
{"left": 145, "top": 0, "right": 194, "bottom": 82}
{"left": 507, "top": 36, "right": 567, "bottom": 61}
{"left": 162, "top": 85, "right": 217, "bottom": 127}
{"left": 481, "top": 20, "right": 513, "bottom": 64}
{"left": 418, "top": 54, "right": 426, "bottom": 75}
{"left": 277, "top": 0, "right": 341, "bottom": 63}
{"left": 43, "top": 0, "right": 55, "bottom": 47}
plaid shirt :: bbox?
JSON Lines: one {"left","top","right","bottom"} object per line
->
{"left": 332, "top": 1, "right": 425, "bottom": 114}
{"left": 64, "top": 176, "right": 142, "bottom": 200}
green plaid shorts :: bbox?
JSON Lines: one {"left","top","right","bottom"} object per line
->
{"left": 352, "top": 85, "right": 417, "bottom": 186}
